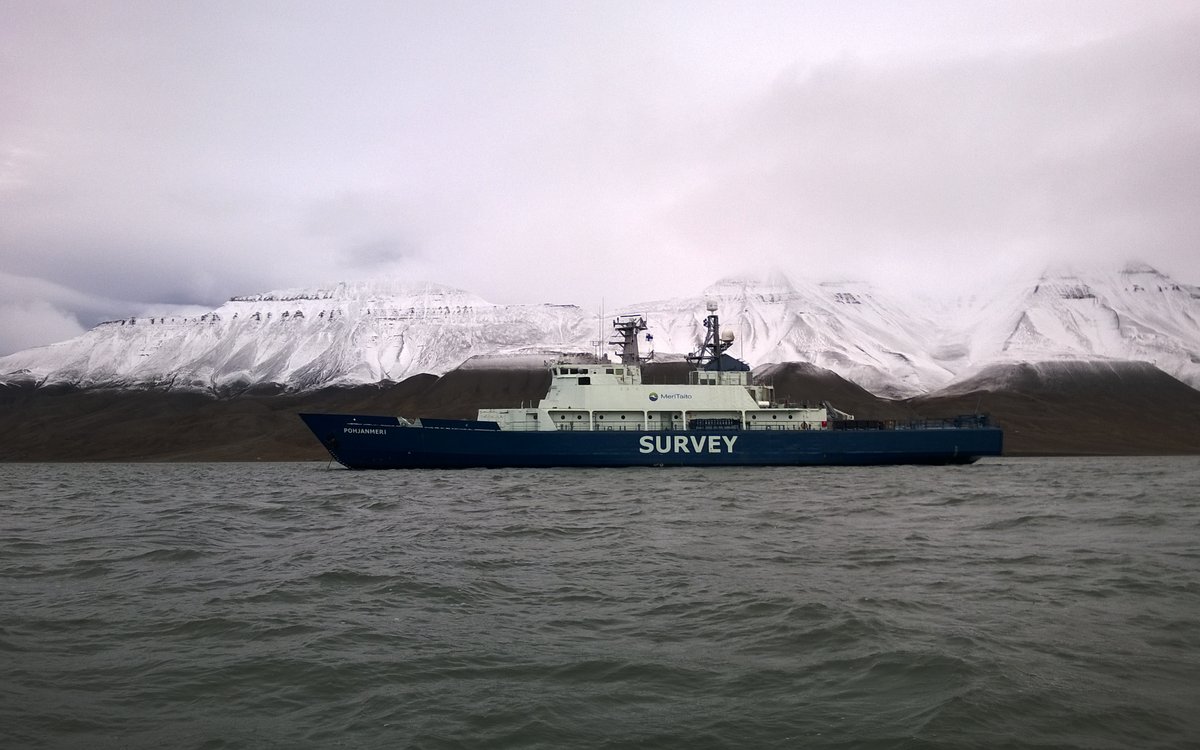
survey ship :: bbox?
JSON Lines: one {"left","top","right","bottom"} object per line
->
{"left": 300, "top": 304, "right": 1002, "bottom": 468}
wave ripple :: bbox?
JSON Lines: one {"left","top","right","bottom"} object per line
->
{"left": 2, "top": 458, "right": 1199, "bottom": 749}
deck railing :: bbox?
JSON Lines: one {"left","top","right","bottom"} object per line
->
{"left": 487, "top": 414, "right": 995, "bottom": 432}
{"left": 829, "top": 415, "right": 993, "bottom": 431}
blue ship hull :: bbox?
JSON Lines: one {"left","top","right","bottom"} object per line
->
{"left": 299, "top": 413, "right": 1003, "bottom": 469}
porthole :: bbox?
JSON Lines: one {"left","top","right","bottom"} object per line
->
{"left": 772, "top": 415, "right": 778, "bottom": 420}
{"left": 621, "top": 415, "right": 626, "bottom": 420}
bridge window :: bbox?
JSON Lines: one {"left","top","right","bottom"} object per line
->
{"left": 578, "top": 376, "right": 591, "bottom": 385}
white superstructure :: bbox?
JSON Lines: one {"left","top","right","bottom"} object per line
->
{"left": 478, "top": 307, "right": 841, "bottom": 432}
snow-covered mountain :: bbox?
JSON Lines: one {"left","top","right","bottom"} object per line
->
{"left": 2, "top": 264, "right": 1198, "bottom": 395}
{"left": 924, "top": 262, "right": 1200, "bottom": 390}
{"left": 0, "top": 280, "right": 595, "bottom": 392}
{"left": 617, "top": 275, "right": 955, "bottom": 397}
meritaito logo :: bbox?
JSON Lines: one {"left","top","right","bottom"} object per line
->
{"left": 648, "top": 392, "right": 691, "bottom": 401}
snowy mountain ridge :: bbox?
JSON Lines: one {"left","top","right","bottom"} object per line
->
{"left": 2, "top": 264, "right": 1198, "bottom": 396}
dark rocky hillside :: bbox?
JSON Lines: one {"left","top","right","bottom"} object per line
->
{"left": 2, "top": 360, "right": 1198, "bottom": 461}
{"left": 910, "top": 361, "right": 1200, "bottom": 455}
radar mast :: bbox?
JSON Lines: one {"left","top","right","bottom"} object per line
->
{"left": 686, "top": 301, "right": 735, "bottom": 370}
{"left": 610, "top": 315, "right": 651, "bottom": 364}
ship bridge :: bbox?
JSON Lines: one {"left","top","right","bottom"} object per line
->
{"left": 550, "top": 363, "right": 641, "bottom": 386}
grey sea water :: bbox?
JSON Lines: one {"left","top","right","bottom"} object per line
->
{"left": 1, "top": 458, "right": 1199, "bottom": 749}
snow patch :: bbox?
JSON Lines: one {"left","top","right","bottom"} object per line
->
{"left": 2, "top": 263, "right": 1198, "bottom": 395}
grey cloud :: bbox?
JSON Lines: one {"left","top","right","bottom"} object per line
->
{"left": 0, "top": 300, "right": 84, "bottom": 356}
{"left": 1, "top": 2, "right": 1198, "bottom": 353}
{"left": 665, "top": 20, "right": 1200, "bottom": 286}
{"left": 345, "top": 238, "right": 419, "bottom": 268}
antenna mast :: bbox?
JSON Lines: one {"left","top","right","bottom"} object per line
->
{"left": 609, "top": 315, "right": 649, "bottom": 364}
{"left": 590, "top": 299, "right": 606, "bottom": 361}
{"left": 686, "top": 301, "right": 734, "bottom": 370}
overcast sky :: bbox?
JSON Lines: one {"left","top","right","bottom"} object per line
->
{"left": 2, "top": 0, "right": 1198, "bottom": 355}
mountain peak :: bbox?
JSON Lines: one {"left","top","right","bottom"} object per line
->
{"left": 703, "top": 270, "right": 797, "bottom": 295}
{"left": 1, "top": 262, "right": 1197, "bottom": 395}
{"left": 1120, "top": 261, "right": 1161, "bottom": 275}
{"left": 231, "top": 278, "right": 486, "bottom": 306}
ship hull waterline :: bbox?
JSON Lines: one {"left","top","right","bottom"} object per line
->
{"left": 300, "top": 413, "right": 1004, "bottom": 469}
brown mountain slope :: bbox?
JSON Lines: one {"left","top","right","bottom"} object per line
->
{"left": 1, "top": 360, "right": 1197, "bottom": 461}
{"left": 754, "top": 362, "right": 914, "bottom": 419}
{"left": 910, "top": 361, "right": 1200, "bottom": 455}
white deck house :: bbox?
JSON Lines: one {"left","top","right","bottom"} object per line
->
{"left": 477, "top": 306, "right": 843, "bottom": 432}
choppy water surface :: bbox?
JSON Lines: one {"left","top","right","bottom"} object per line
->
{"left": 2, "top": 458, "right": 1199, "bottom": 749}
